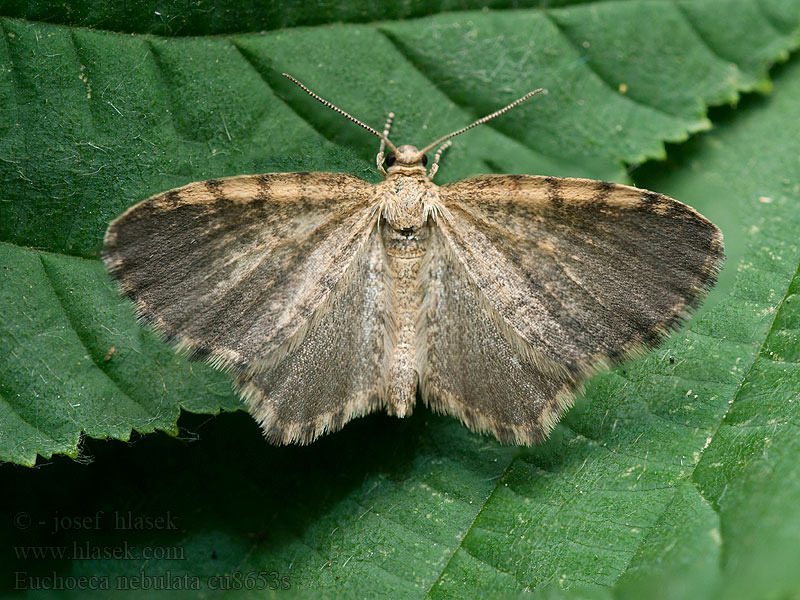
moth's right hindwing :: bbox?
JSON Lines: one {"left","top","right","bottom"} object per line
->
{"left": 103, "top": 172, "right": 378, "bottom": 375}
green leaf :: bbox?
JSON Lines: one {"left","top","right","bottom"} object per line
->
{"left": 2, "top": 1, "right": 800, "bottom": 598}
{"left": 2, "top": 0, "right": 798, "bottom": 466}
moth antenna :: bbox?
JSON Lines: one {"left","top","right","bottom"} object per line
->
{"left": 419, "top": 88, "right": 546, "bottom": 155}
{"left": 427, "top": 140, "right": 452, "bottom": 180}
{"left": 377, "top": 112, "right": 395, "bottom": 176}
{"left": 282, "top": 73, "right": 397, "bottom": 152}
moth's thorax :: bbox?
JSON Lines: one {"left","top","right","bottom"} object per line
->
{"left": 380, "top": 219, "right": 430, "bottom": 262}
{"left": 377, "top": 174, "right": 438, "bottom": 230}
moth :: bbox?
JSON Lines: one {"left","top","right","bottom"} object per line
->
{"left": 104, "top": 74, "right": 724, "bottom": 445}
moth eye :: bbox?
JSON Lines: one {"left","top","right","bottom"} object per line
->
{"left": 385, "top": 152, "right": 396, "bottom": 167}
{"left": 421, "top": 154, "right": 429, "bottom": 166}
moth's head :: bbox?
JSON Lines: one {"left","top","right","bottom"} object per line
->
{"left": 384, "top": 144, "right": 428, "bottom": 176}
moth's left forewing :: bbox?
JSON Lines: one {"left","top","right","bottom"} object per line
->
{"left": 436, "top": 174, "right": 724, "bottom": 376}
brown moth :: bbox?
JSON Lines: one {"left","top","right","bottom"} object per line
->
{"left": 103, "top": 74, "right": 724, "bottom": 445}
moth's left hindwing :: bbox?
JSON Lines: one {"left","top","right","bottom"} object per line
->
{"left": 419, "top": 226, "right": 576, "bottom": 444}
{"left": 104, "top": 172, "right": 379, "bottom": 376}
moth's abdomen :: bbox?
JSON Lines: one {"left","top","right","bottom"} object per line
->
{"left": 380, "top": 218, "right": 430, "bottom": 417}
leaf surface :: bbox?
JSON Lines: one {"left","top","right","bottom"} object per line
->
{"left": 1, "top": 1, "right": 800, "bottom": 598}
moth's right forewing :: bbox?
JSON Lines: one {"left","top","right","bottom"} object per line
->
{"left": 103, "top": 172, "right": 378, "bottom": 373}
{"left": 436, "top": 175, "right": 724, "bottom": 377}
